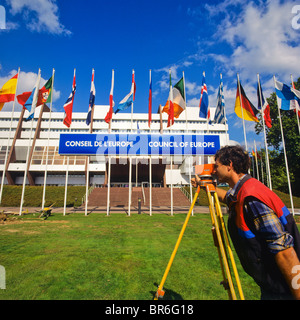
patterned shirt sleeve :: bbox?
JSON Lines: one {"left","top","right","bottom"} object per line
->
{"left": 244, "top": 197, "right": 294, "bottom": 254}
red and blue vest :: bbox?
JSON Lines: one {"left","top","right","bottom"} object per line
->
{"left": 227, "top": 175, "right": 300, "bottom": 294}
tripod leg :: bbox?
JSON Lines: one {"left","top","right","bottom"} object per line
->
{"left": 154, "top": 186, "right": 200, "bottom": 300}
{"left": 206, "top": 186, "right": 237, "bottom": 300}
{"left": 213, "top": 192, "right": 245, "bottom": 300}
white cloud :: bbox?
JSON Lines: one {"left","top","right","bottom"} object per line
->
{"left": 6, "top": 0, "right": 71, "bottom": 35}
{"left": 208, "top": 0, "right": 300, "bottom": 82}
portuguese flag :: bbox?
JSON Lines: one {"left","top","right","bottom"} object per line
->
{"left": 17, "top": 75, "right": 53, "bottom": 108}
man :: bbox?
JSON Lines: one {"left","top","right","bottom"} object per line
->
{"left": 192, "top": 145, "right": 300, "bottom": 300}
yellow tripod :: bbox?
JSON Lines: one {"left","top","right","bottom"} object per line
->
{"left": 154, "top": 174, "right": 245, "bottom": 300}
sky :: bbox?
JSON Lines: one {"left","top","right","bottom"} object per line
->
{"left": 0, "top": 0, "right": 300, "bottom": 149}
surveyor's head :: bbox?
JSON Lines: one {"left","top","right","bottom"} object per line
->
{"left": 214, "top": 145, "right": 250, "bottom": 176}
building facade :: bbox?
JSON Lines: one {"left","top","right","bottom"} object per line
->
{"left": 0, "top": 104, "right": 229, "bottom": 187}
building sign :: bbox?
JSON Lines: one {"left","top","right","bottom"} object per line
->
{"left": 59, "top": 133, "right": 220, "bottom": 156}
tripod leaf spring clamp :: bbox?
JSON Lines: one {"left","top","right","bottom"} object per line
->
{"left": 154, "top": 166, "right": 245, "bottom": 300}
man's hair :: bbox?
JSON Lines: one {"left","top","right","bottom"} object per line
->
{"left": 214, "top": 145, "right": 250, "bottom": 174}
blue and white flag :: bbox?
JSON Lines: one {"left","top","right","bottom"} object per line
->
{"left": 24, "top": 70, "right": 41, "bottom": 122}
{"left": 115, "top": 70, "right": 136, "bottom": 114}
{"left": 275, "top": 79, "right": 298, "bottom": 111}
{"left": 213, "top": 78, "right": 225, "bottom": 124}
{"left": 86, "top": 69, "right": 96, "bottom": 125}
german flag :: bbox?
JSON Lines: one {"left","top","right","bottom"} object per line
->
{"left": 235, "top": 80, "right": 259, "bottom": 122}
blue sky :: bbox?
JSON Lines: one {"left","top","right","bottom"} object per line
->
{"left": 1, "top": 0, "right": 300, "bottom": 148}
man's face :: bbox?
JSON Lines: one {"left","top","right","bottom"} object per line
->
{"left": 213, "top": 159, "right": 231, "bottom": 183}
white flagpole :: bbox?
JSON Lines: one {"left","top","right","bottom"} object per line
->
{"left": 290, "top": 74, "right": 300, "bottom": 135}
{"left": 237, "top": 74, "right": 248, "bottom": 151}
{"left": 19, "top": 68, "right": 41, "bottom": 215}
{"left": 0, "top": 67, "right": 20, "bottom": 204}
{"left": 149, "top": 69, "right": 152, "bottom": 216}
{"left": 128, "top": 156, "right": 132, "bottom": 216}
{"left": 273, "top": 75, "right": 295, "bottom": 216}
{"left": 220, "top": 74, "right": 229, "bottom": 145}
{"left": 168, "top": 69, "right": 173, "bottom": 216}
{"left": 63, "top": 68, "right": 76, "bottom": 216}
{"left": 254, "top": 140, "right": 260, "bottom": 181}
{"left": 107, "top": 156, "right": 111, "bottom": 216}
{"left": 128, "top": 70, "right": 134, "bottom": 215}
{"left": 107, "top": 69, "right": 114, "bottom": 216}
{"left": 85, "top": 68, "right": 95, "bottom": 216}
{"left": 183, "top": 71, "right": 193, "bottom": 216}
{"left": 42, "top": 68, "right": 55, "bottom": 210}
{"left": 63, "top": 129, "right": 70, "bottom": 216}
{"left": 257, "top": 74, "right": 272, "bottom": 189}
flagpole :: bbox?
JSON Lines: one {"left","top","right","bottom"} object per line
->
{"left": 290, "top": 74, "right": 300, "bottom": 135}
{"left": 85, "top": 68, "right": 95, "bottom": 216}
{"left": 260, "top": 146, "right": 264, "bottom": 185}
{"left": 254, "top": 140, "right": 259, "bottom": 181}
{"left": 220, "top": 74, "right": 229, "bottom": 145}
{"left": 42, "top": 68, "right": 55, "bottom": 210}
{"left": 273, "top": 75, "right": 295, "bottom": 216}
{"left": 0, "top": 67, "right": 20, "bottom": 204}
{"left": 107, "top": 69, "right": 114, "bottom": 216}
{"left": 20, "top": 68, "right": 41, "bottom": 215}
{"left": 168, "top": 69, "right": 173, "bottom": 216}
{"left": 128, "top": 70, "right": 134, "bottom": 216}
{"left": 182, "top": 71, "right": 193, "bottom": 215}
{"left": 149, "top": 69, "right": 152, "bottom": 216}
{"left": 257, "top": 73, "right": 272, "bottom": 189}
{"left": 237, "top": 74, "right": 248, "bottom": 151}
{"left": 63, "top": 68, "right": 76, "bottom": 216}
{"left": 63, "top": 127, "right": 71, "bottom": 216}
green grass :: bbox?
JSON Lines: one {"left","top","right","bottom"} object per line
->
{"left": 1, "top": 185, "right": 85, "bottom": 207}
{"left": 0, "top": 212, "right": 262, "bottom": 300}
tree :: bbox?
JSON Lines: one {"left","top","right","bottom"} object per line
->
{"left": 255, "top": 78, "right": 300, "bottom": 196}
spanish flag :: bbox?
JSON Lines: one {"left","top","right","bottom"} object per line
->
{"left": 0, "top": 73, "right": 18, "bottom": 111}
{"left": 235, "top": 80, "right": 259, "bottom": 122}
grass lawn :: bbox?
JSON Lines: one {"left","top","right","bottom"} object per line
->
{"left": 0, "top": 212, "right": 263, "bottom": 300}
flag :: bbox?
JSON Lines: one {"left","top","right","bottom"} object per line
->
{"left": 291, "top": 84, "right": 300, "bottom": 118}
{"left": 161, "top": 71, "right": 174, "bottom": 127}
{"left": 0, "top": 73, "right": 18, "bottom": 111}
{"left": 63, "top": 71, "right": 76, "bottom": 128}
{"left": 17, "top": 75, "right": 53, "bottom": 109}
{"left": 86, "top": 70, "right": 96, "bottom": 125}
{"left": 38, "top": 76, "right": 53, "bottom": 105}
{"left": 257, "top": 79, "right": 272, "bottom": 128}
{"left": 114, "top": 70, "right": 136, "bottom": 114}
{"left": 274, "top": 79, "right": 298, "bottom": 111}
{"left": 148, "top": 70, "right": 152, "bottom": 128}
{"left": 235, "top": 79, "right": 259, "bottom": 122}
{"left": 105, "top": 70, "right": 115, "bottom": 124}
{"left": 199, "top": 72, "right": 210, "bottom": 119}
{"left": 213, "top": 77, "right": 226, "bottom": 124}
{"left": 162, "top": 76, "right": 185, "bottom": 119}
{"left": 24, "top": 70, "right": 41, "bottom": 121}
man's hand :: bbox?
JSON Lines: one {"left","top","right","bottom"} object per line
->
{"left": 275, "top": 247, "right": 300, "bottom": 300}
{"left": 191, "top": 174, "right": 201, "bottom": 188}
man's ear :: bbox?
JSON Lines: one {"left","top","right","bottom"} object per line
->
{"left": 228, "top": 161, "right": 234, "bottom": 172}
